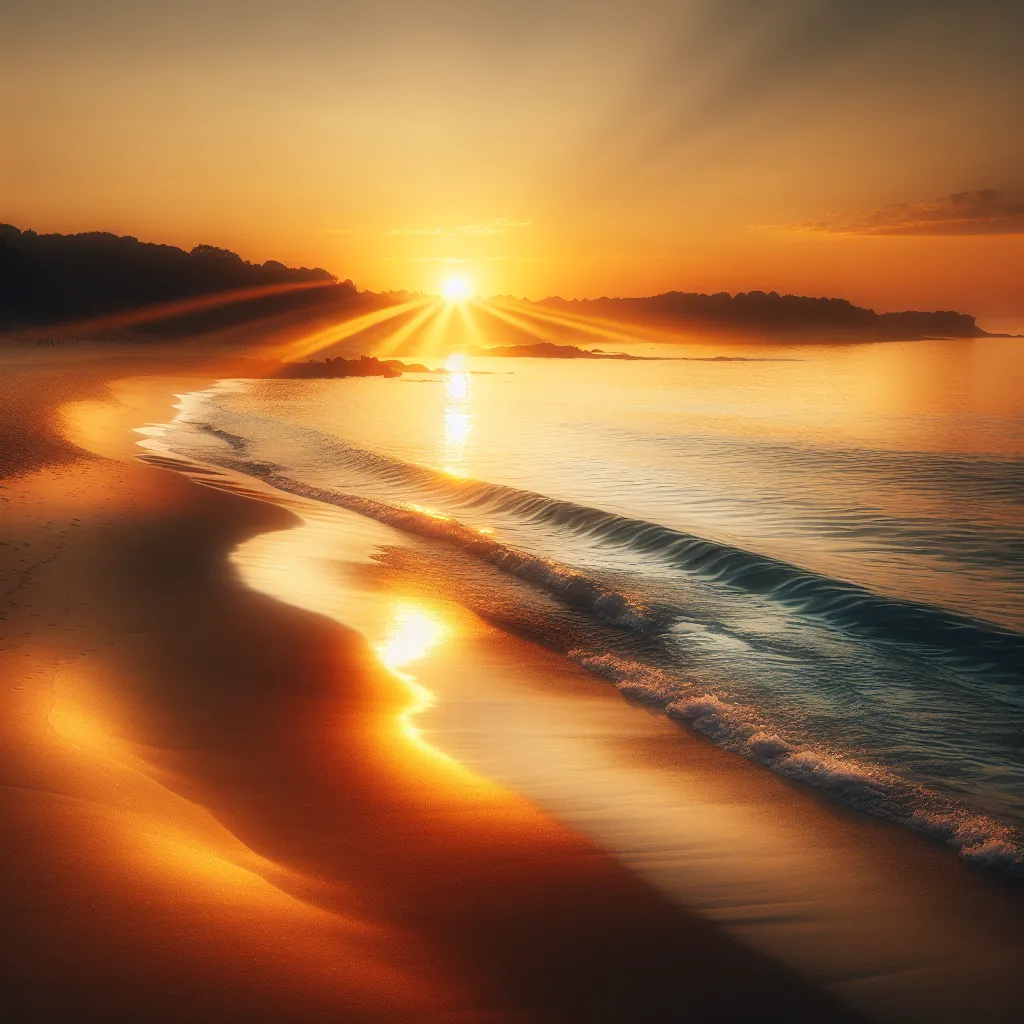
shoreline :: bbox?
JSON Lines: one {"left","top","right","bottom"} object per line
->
{"left": 219, "top": 443, "right": 1024, "bottom": 1024}
{"left": 145, "top": 375, "right": 1024, "bottom": 1022}
{"left": 0, "top": 348, "right": 864, "bottom": 1021}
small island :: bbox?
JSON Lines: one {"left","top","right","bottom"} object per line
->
{"left": 274, "top": 355, "right": 445, "bottom": 379}
{"left": 463, "top": 342, "right": 644, "bottom": 359}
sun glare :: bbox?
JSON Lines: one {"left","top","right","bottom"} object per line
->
{"left": 442, "top": 277, "right": 473, "bottom": 302}
{"left": 376, "top": 604, "right": 450, "bottom": 755}
{"left": 378, "top": 604, "right": 447, "bottom": 673}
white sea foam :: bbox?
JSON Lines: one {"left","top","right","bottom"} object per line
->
{"left": 152, "top": 407, "right": 1024, "bottom": 880}
{"left": 241, "top": 471, "right": 670, "bottom": 634}
{"left": 567, "top": 649, "right": 1024, "bottom": 874}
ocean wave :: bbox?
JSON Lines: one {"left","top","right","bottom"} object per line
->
{"left": 177, "top": 413, "right": 1024, "bottom": 683}
{"left": 193, "top": 417, "right": 1023, "bottom": 682}
{"left": 194, "top": 421, "right": 249, "bottom": 452}
{"left": 494, "top": 495, "right": 1024, "bottom": 682}
{"left": 206, "top": 457, "right": 670, "bottom": 634}
{"left": 568, "top": 651, "right": 1024, "bottom": 874}
{"left": 151, "top": 415, "right": 1024, "bottom": 877}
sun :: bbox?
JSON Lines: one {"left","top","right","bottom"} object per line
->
{"left": 442, "top": 277, "right": 473, "bottom": 302}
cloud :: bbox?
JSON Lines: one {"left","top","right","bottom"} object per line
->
{"left": 799, "top": 189, "right": 1024, "bottom": 236}
{"left": 389, "top": 218, "right": 532, "bottom": 241}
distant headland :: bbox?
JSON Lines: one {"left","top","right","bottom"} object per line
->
{"left": 1, "top": 224, "right": 1008, "bottom": 342}
{"left": 524, "top": 292, "right": 998, "bottom": 341}
{"left": 462, "top": 342, "right": 644, "bottom": 359}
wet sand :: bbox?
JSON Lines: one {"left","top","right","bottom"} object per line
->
{"left": 0, "top": 343, "right": 863, "bottom": 1022}
{"left": 227, "top": 460, "right": 1024, "bottom": 1024}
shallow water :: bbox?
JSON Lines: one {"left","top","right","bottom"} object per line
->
{"left": 156, "top": 336, "right": 1024, "bottom": 868}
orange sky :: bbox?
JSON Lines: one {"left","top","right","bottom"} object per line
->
{"left": 3, "top": 1, "right": 1023, "bottom": 330}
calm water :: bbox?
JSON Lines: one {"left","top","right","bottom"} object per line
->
{"left": 162, "top": 337, "right": 1024, "bottom": 870}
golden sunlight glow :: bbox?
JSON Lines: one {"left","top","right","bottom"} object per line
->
{"left": 376, "top": 604, "right": 449, "bottom": 752}
{"left": 295, "top": 294, "right": 673, "bottom": 372}
{"left": 405, "top": 502, "right": 452, "bottom": 521}
{"left": 442, "top": 278, "right": 473, "bottom": 302}
{"left": 378, "top": 605, "right": 447, "bottom": 671}
{"left": 442, "top": 352, "right": 472, "bottom": 476}
{"left": 9, "top": 1, "right": 1021, "bottom": 330}
{"left": 446, "top": 372, "right": 470, "bottom": 404}
{"left": 370, "top": 300, "right": 444, "bottom": 358}
{"left": 443, "top": 412, "right": 472, "bottom": 475}
{"left": 279, "top": 298, "right": 426, "bottom": 363}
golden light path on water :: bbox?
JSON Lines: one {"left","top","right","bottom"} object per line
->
{"left": 119, "top": 383, "right": 470, "bottom": 774}
{"left": 376, "top": 604, "right": 448, "bottom": 755}
{"left": 442, "top": 352, "right": 472, "bottom": 477}
{"left": 117, "top": 368, "right": 1024, "bottom": 1024}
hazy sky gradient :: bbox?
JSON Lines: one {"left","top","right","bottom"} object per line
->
{"left": 3, "top": 1, "right": 1022, "bottom": 327}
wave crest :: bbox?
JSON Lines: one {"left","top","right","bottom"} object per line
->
{"left": 567, "top": 650, "right": 1024, "bottom": 874}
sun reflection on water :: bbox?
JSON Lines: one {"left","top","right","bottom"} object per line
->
{"left": 443, "top": 352, "right": 473, "bottom": 476}
{"left": 376, "top": 604, "right": 449, "bottom": 754}
{"left": 405, "top": 502, "right": 452, "bottom": 521}
{"left": 446, "top": 372, "right": 470, "bottom": 404}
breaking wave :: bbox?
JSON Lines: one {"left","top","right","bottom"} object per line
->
{"left": 569, "top": 651, "right": 1024, "bottom": 873}
{"left": 197, "top": 418, "right": 1024, "bottom": 683}
{"left": 228, "top": 461, "right": 668, "bottom": 634}
{"left": 147, "top": 398, "right": 1024, "bottom": 879}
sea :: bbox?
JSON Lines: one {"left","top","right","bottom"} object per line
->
{"left": 150, "top": 335, "right": 1024, "bottom": 873}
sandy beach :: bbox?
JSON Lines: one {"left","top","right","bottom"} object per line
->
{"left": 0, "top": 341, "right": 871, "bottom": 1022}
{"left": 6, "top": 4, "right": 1022, "bottom": 1018}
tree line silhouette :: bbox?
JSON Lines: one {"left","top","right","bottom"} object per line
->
{"left": 0, "top": 225, "right": 370, "bottom": 334}
{"left": 537, "top": 290, "right": 988, "bottom": 339}
{"left": 1, "top": 224, "right": 992, "bottom": 340}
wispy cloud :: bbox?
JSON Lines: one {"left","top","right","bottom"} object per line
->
{"left": 798, "top": 189, "right": 1024, "bottom": 236}
{"left": 389, "top": 218, "right": 532, "bottom": 241}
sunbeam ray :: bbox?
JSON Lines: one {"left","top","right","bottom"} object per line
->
{"left": 279, "top": 299, "right": 427, "bottom": 363}
{"left": 456, "top": 300, "right": 489, "bottom": 351}
{"left": 415, "top": 302, "right": 456, "bottom": 362}
{"left": 372, "top": 300, "right": 445, "bottom": 358}
{"left": 489, "top": 297, "right": 660, "bottom": 347}
{"left": 471, "top": 300, "right": 564, "bottom": 346}
{"left": 41, "top": 280, "right": 338, "bottom": 338}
